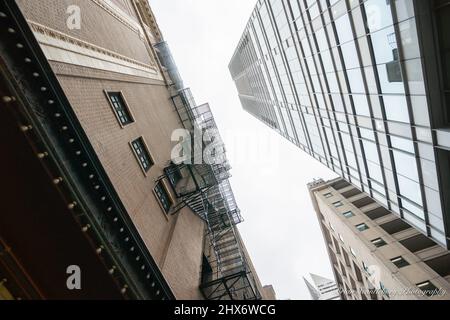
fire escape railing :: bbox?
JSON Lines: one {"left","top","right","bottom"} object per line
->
{"left": 154, "top": 42, "right": 261, "bottom": 300}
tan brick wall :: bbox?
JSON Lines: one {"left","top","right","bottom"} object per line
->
{"left": 49, "top": 61, "right": 205, "bottom": 299}
{"left": 17, "top": 0, "right": 152, "bottom": 64}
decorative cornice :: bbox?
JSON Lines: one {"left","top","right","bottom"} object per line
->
{"left": 28, "top": 20, "right": 157, "bottom": 71}
{"left": 91, "top": 0, "right": 141, "bottom": 36}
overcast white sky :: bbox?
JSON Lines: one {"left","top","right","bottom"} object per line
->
{"left": 150, "top": 0, "right": 338, "bottom": 300}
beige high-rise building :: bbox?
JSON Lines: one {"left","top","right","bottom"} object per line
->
{"left": 308, "top": 178, "right": 450, "bottom": 300}
{"left": 0, "top": 0, "right": 270, "bottom": 300}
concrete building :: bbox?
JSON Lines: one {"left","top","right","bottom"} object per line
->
{"left": 303, "top": 273, "right": 340, "bottom": 300}
{"left": 230, "top": 0, "right": 450, "bottom": 249}
{"left": 0, "top": 0, "right": 268, "bottom": 300}
{"left": 308, "top": 178, "right": 450, "bottom": 300}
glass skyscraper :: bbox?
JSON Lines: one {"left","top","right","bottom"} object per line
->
{"left": 230, "top": 0, "right": 450, "bottom": 248}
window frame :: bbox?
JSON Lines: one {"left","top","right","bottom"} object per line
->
{"left": 356, "top": 223, "right": 370, "bottom": 232}
{"left": 342, "top": 211, "right": 355, "bottom": 218}
{"left": 130, "top": 137, "right": 154, "bottom": 174}
{"left": 416, "top": 281, "right": 438, "bottom": 297}
{"left": 390, "top": 256, "right": 410, "bottom": 268}
{"left": 105, "top": 90, "right": 135, "bottom": 127}
{"left": 371, "top": 237, "right": 387, "bottom": 248}
{"left": 153, "top": 180, "right": 174, "bottom": 215}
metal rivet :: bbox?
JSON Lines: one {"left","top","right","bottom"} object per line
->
{"left": 151, "top": 282, "right": 155, "bottom": 287}
{"left": 68, "top": 202, "right": 77, "bottom": 210}
{"left": 109, "top": 267, "right": 116, "bottom": 274}
{"left": 2, "top": 96, "right": 13, "bottom": 103}
{"left": 107, "top": 207, "right": 112, "bottom": 212}
{"left": 146, "top": 274, "right": 150, "bottom": 279}
{"left": 96, "top": 246, "right": 103, "bottom": 254}
{"left": 69, "top": 138, "right": 74, "bottom": 143}
{"left": 53, "top": 177, "right": 63, "bottom": 184}
{"left": 82, "top": 163, "right": 87, "bottom": 167}
{"left": 136, "top": 256, "right": 140, "bottom": 261}
{"left": 130, "top": 246, "right": 135, "bottom": 252}
{"left": 94, "top": 185, "right": 100, "bottom": 190}
{"left": 16, "top": 43, "right": 23, "bottom": 49}
{"left": 0, "top": 12, "right": 7, "bottom": 18}
{"left": 61, "top": 126, "right": 68, "bottom": 131}
{"left": 124, "top": 237, "right": 130, "bottom": 242}
{"left": 37, "top": 152, "right": 48, "bottom": 159}
{"left": 113, "top": 217, "right": 118, "bottom": 222}
{"left": 20, "top": 125, "right": 32, "bottom": 132}
{"left": 141, "top": 265, "right": 145, "bottom": 270}
{"left": 48, "top": 100, "right": 54, "bottom": 104}
{"left": 82, "top": 224, "right": 90, "bottom": 232}
{"left": 119, "top": 228, "right": 124, "bottom": 233}
{"left": 101, "top": 196, "right": 106, "bottom": 201}
{"left": 8, "top": 28, "right": 15, "bottom": 33}
{"left": 32, "top": 72, "right": 39, "bottom": 77}
{"left": 41, "top": 87, "right": 47, "bottom": 92}
{"left": 24, "top": 58, "right": 31, "bottom": 63}
{"left": 75, "top": 151, "right": 81, "bottom": 155}
{"left": 156, "top": 290, "right": 160, "bottom": 296}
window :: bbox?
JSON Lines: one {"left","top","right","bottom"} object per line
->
{"left": 365, "top": 207, "right": 390, "bottom": 220}
{"left": 380, "top": 219, "right": 411, "bottom": 235}
{"left": 154, "top": 181, "right": 173, "bottom": 214}
{"left": 371, "top": 237, "right": 387, "bottom": 248}
{"left": 131, "top": 137, "right": 153, "bottom": 173}
{"left": 356, "top": 223, "right": 369, "bottom": 232}
{"left": 417, "top": 281, "right": 438, "bottom": 297}
{"left": 324, "top": 192, "right": 333, "bottom": 198}
{"left": 166, "top": 164, "right": 183, "bottom": 188}
{"left": 106, "top": 91, "right": 134, "bottom": 126}
{"left": 390, "top": 256, "right": 410, "bottom": 268}
{"left": 333, "top": 201, "right": 344, "bottom": 208}
{"left": 343, "top": 211, "right": 355, "bottom": 218}
{"left": 400, "top": 234, "right": 437, "bottom": 253}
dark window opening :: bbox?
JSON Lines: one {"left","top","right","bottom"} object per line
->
{"left": 417, "top": 281, "right": 439, "bottom": 297}
{"left": 380, "top": 219, "right": 411, "bottom": 235}
{"left": 106, "top": 91, "right": 134, "bottom": 126}
{"left": 131, "top": 137, "right": 153, "bottom": 172}
{"left": 371, "top": 237, "right": 387, "bottom": 248}
{"left": 352, "top": 196, "right": 375, "bottom": 208}
{"left": 341, "top": 188, "right": 361, "bottom": 199}
{"left": 331, "top": 179, "right": 351, "bottom": 190}
{"left": 425, "top": 254, "right": 450, "bottom": 277}
{"left": 364, "top": 207, "right": 390, "bottom": 220}
{"left": 154, "top": 181, "right": 173, "bottom": 213}
{"left": 390, "top": 256, "right": 410, "bottom": 268}
{"left": 400, "top": 234, "right": 437, "bottom": 253}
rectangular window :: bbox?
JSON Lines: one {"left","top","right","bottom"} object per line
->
{"left": 333, "top": 201, "right": 344, "bottom": 207}
{"left": 343, "top": 211, "right": 355, "bottom": 218}
{"left": 154, "top": 181, "right": 173, "bottom": 214}
{"left": 390, "top": 256, "right": 410, "bottom": 268}
{"left": 131, "top": 137, "right": 153, "bottom": 173}
{"left": 417, "top": 281, "right": 438, "bottom": 297}
{"left": 356, "top": 223, "right": 369, "bottom": 232}
{"left": 371, "top": 237, "right": 387, "bottom": 248}
{"left": 324, "top": 192, "right": 333, "bottom": 198}
{"left": 106, "top": 91, "right": 134, "bottom": 126}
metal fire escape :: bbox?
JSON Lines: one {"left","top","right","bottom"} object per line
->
{"left": 154, "top": 42, "right": 261, "bottom": 300}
